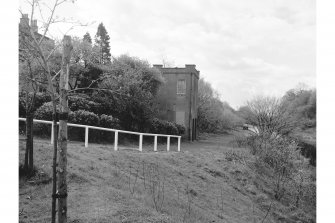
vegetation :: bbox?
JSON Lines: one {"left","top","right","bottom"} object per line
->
{"left": 198, "top": 78, "right": 243, "bottom": 133}
{"left": 19, "top": 132, "right": 315, "bottom": 222}
{"left": 95, "top": 23, "right": 111, "bottom": 64}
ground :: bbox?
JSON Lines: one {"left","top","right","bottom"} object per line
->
{"left": 19, "top": 131, "right": 315, "bottom": 223}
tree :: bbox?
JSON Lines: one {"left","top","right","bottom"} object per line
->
{"left": 246, "top": 96, "right": 297, "bottom": 136}
{"left": 19, "top": 1, "right": 77, "bottom": 222}
{"left": 95, "top": 23, "right": 111, "bottom": 64}
{"left": 94, "top": 55, "right": 164, "bottom": 131}
{"left": 197, "top": 78, "right": 242, "bottom": 133}
{"left": 58, "top": 35, "right": 73, "bottom": 223}
{"left": 83, "top": 32, "right": 92, "bottom": 44}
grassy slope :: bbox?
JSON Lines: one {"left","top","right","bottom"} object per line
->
{"left": 19, "top": 132, "right": 315, "bottom": 223}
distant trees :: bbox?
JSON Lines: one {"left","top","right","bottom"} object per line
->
{"left": 95, "top": 23, "right": 111, "bottom": 64}
{"left": 197, "top": 78, "right": 243, "bottom": 133}
{"left": 282, "top": 87, "right": 316, "bottom": 128}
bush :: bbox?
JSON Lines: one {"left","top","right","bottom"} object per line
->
{"left": 19, "top": 92, "right": 52, "bottom": 117}
{"left": 68, "top": 95, "right": 102, "bottom": 115}
{"left": 34, "top": 102, "right": 61, "bottom": 121}
{"left": 176, "top": 124, "right": 186, "bottom": 135}
{"left": 99, "top": 114, "right": 121, "bottom": 129}
{"left": 248, "top": 134, "right": 302, "bottom": 201}
{"left": 149, "top": 118, "right": 180, "bottom": 135}
{"left": 69, "top": 110, "right": 99, "bottom": 126}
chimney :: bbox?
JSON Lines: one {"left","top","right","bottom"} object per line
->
{"left": 185, "top": 64, "right": 196, "bottom": 69}
{"left": 20, "top": 14, "right": 29, "bottom": 27}
{"left": 153, "top": 64, "right": 163, "bottom": 69}
{"left": 31, "top": 19, "right": 38, "bottom": 33}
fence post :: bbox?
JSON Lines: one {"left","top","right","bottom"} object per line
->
{"left": 139, "top": 134, "right": 143, "bottom": 152}
{"left": 167, "top": 136, "right": 170, "bottom": 152}
{"left": 51, "top": 122, "right": 54, "bottom": 144}
{"left": 154, "top": 135, "right": 157, "bottom": 152}
{"left": 178, "top": 136, "right": 181, "bottom": 152}
{"left": 114, "top": 131, "right": 118, "bottom": 151}
{"left": 85, "top": 126, "right": 89, "bottom": 148}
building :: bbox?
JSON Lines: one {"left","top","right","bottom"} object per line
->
{"left": 19, "top": 14, "right": 55, "bottom": 92}
{"left": 154, "top": 64, "right": 199, "bottom": 141}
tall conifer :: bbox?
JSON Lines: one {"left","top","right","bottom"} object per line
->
{"left": 95, "top": 23, "right": 111, "bottom": 64}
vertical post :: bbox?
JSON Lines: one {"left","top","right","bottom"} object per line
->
{"left": 178, "top": 136, "right": 181, "bottom": 152}
{"left": 139, "top": 134, "right": 143, "bottom": 152}
{"left": 114, "top": 131, "right": 118, "bottom": 151}
{"left": 57, "top": 35, "right": 72, "bottom": 223}
{"left": 85, "top": 126, "right": 89, "bottom": 148}
{"left": 51, "top": 122, "right": 54, "bottom": 144}
{"left": 167, "top": 136, "right": 170, "bottom": 152}
{"left": 154, "top": 135, "right": 157, "bottom": 152}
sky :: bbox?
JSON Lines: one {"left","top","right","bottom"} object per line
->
{"left": 19, "top": 0, "right": 316, "bottom": 108}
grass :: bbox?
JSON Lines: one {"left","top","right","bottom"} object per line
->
{"left": 19, "top": 131, "right": 315, "bottom": 223}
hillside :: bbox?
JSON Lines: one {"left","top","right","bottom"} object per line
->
{"left": 19, "top": 132, "right": 315, "bottom": 223}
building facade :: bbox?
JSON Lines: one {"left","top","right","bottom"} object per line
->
{"left": 154, "top": 64, "right": 199, "bottom": 141}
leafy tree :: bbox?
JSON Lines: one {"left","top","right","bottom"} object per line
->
{"left": 93, "top": 55, "right": 164, "bottom": 131}
{"left": 95, "top": 23, "right": 111, "bottom": 64}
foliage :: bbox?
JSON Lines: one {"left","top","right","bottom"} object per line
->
{"left": 282, "top": 87, "right": 316, "bottom": 129}
{"left": 99, "top": 114, "right": 121, "bottom": 129}
{"left": 68, "top": 95, "right": 101, "bottom": 114}
{"left": 69, "top": 110, "right": 99, "bottom": 126}
{"left": 95, "top": 54, "right": 165, "bottom": 131}
{"left": 246, "top": 133, "right": 303, "bottom": 201}
{"left": 95, "top": 23, "right": 111, "bottom": 64}
{"left": 148, "top": 118, "right": 180, "bottom": 135}
{"left": 19, "top": 92, "right": 52, "bottom": 117}
{"left": 175, "top": 123, "right": 186, "bottom": 135}
{"left": 35, "top": 102, "right": 61, "bottom": 121}
{"left": 83, "top": 32, "right": 92, "bottom": 44}
{"left": 198, "top": 78, "right": 243, "bottom": 133}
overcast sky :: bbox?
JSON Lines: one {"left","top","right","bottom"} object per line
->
{"left": 19, "top": 0, "right": 315, "bottom": 108}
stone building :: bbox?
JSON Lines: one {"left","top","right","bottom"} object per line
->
{"left": 154, "top": 64, "right": 199, "bottom": 141}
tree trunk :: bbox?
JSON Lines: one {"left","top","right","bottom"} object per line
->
{"left": 58, "top": 35, "right": 72, "bottom": 223}
{"left": 27, "top": 112, "right": 34, "bottom": 172}
{"left": 51, "top": 111, "right": 58, "bottom": 223}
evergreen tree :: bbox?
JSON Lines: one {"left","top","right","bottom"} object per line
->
{"left": 83, "top": 32, "right": 92, "bottom": 44}
{"left": 95, "top": 23, "right": 111, "bottom": 64}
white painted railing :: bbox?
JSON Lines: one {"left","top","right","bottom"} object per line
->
{"left": 19, "top": 118, "right": 181, "bottom": 152}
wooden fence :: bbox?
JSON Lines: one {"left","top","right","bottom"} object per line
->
{"left": 19, "top": 118, "right": 181, "bottom": 152}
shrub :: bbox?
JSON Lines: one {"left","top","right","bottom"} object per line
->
{"left": 68, "top": 96, "right": 102, "bottom": 115}
{"left": 33, "top": 102, "right": 61, "bottom": 136}
{"left": 248, "top": 134, "right": 302, "bottom": 201}
{"left": 19, "top": 92, "right": 52, "bottom": 117}
{"left": 149, "top": 118, "right": 180, "bottom": 135}
{"left": 35, "top": 102, "right": 61, "bottom": 121}
{"left": 99, "top": 114, "right": 121, "bottom": 129}
{"left": 69, "top": 110, "right": 99, "bottom": 126}
{"left": 176, "top": 124, "right": 186, "bottom": 135}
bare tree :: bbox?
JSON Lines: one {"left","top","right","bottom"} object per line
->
{"left": 19, "top": 1, "right": 78, "bottom": 222}
{"left": 246, "top": 96, "right": 297, "bottom": 136}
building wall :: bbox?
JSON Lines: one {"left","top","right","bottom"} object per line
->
{"left": 154, "top": 64, "right": 199, "bottom": 140}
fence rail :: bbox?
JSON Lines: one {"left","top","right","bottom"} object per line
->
{"left": 19, "top": 118, "right": 181, "bottom": 152}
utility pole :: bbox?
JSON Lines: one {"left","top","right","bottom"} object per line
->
{"left": 58, "top": 35, "right": 72, "bottom": 223}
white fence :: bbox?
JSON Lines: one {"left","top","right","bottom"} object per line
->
{"left": 19, "top": 118, "right": 181, "bottom": 152}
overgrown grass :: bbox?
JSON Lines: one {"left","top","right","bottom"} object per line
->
{"left": 19, "top": 131, "right": 315, "bottom": 223}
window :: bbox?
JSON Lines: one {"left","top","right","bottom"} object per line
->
{"left": 177, "top": 79, "right": 186, "bottom": 95}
